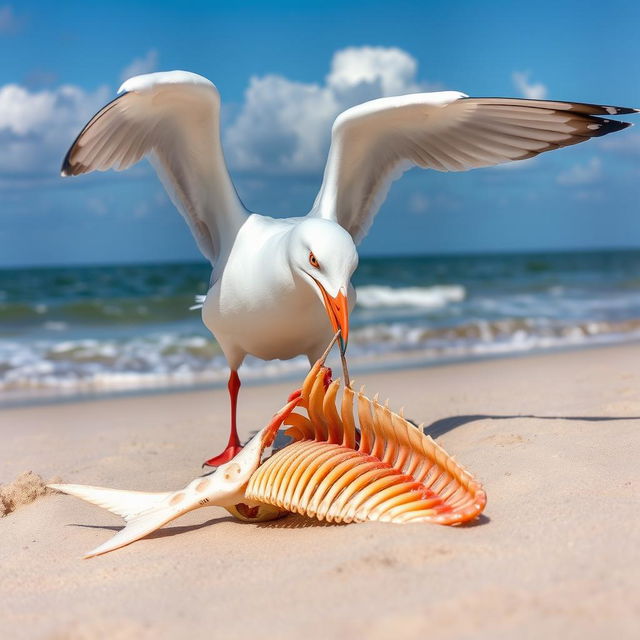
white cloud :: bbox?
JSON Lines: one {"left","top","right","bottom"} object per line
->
{"left": 120, "top": 50, "right": 158, "bottom": 83}
{"left": 225, "top": 74, "right": 338, "bottom": 173}
{"left": 0, "top": 47, "right": 432, "bottom": 186}
{"left": 557, "top": 157, "right": 602, "bottom": 185}
{"left": 327, "top": 46, "right": 422, "bottom": 97}
{"left": 225, "top": 46, "right": 430, "bottom": 174}
{"left": 0, "top": 83, "right": 109, "bottom": 177}
{"left": 408, "top": 192, "right": 429, "bottom": 214}
{"left": 0, "top": 5, "right": 23, "bottom": 35}
{"left": 512, "top": 71, "right": 547, "bottom": 100}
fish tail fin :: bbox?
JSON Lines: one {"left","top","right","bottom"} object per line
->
{"left": 48, "top": 483, "right": 187, "bottom": 558}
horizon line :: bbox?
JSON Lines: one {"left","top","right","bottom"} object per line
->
{"left": 3, "top": 244, "right": 640, "bottom": 271}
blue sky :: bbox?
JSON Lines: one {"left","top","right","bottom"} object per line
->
{"left": 1, "top": 0, "right": 639, "bottom": 267}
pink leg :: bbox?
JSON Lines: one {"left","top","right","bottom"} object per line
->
{"left": 203, "top": 370, "right": 244, "bottom": 467}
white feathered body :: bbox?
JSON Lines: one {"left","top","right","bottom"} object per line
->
{"left": 203, "top": 214, "right": 355, "bottom": 367}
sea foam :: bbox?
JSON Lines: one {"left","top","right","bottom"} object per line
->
{"left": 3, "top": 251, "right": 640, "bottom": 404}
{"left": 356, "top": 285, "right": 465, "bottom": 309}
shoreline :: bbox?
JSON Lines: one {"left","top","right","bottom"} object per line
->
{"left": 2, "top": 342, "right": 639, "bottom": 638}
{"left": 3, "top": 336, "right": 640, "bottom": 411}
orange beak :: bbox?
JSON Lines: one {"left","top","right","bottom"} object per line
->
{"left": 317, "top": 284, "right": 349, "bottom": 353}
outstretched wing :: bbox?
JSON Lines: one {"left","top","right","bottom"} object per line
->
{"left": 61, "top": 71, "right": 247, "bottom": 264}
{"left": 310, "top": 92, "right": 636, "bottom": 243}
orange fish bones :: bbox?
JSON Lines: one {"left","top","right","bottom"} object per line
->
{"left": 50, "top": 333, "right": 486, "bottom": 557}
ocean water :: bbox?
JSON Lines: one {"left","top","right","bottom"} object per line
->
{"left": 2, "top": 250, "right": 640, "bottom": 405}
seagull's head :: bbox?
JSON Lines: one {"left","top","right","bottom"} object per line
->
{"left": 288, "top": 218, "right": 358, "bottom": 353}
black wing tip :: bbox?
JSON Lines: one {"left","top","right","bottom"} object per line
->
{"left": 601, "top": 106, "right": 639, "bottom": 115}
{"left": 592, "top": 119, "right": 633, "bottom": 137}
{"left": 59, "top": 92, "right": 128, "bottom": 178}
{"left": 579, "top": 104, "right": 638, "bottom": 115}
{"left": 60, "top": 151, "right": 83, "bottom": 177}
{"left": 466, "top": 96, "right": 639, "bottom": 116}
{"left": 60, "top": 151, "right": 89, "bottom": 177}
{"left": 60, "top": 154, "right": 73, "bottom": 177}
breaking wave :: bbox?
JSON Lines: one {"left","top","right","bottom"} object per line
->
{"left": 4, "top": 250, "right": 640, "bottom": 405}
{"left": 2, "top": 317, "right": 640, "bottom": 405}
{"left": 356, "top": 285, "right": 465, "bottom": 309}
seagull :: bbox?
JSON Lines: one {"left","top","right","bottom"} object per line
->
{"left": 61, "top": 70, "right": 636, "bottom": 466}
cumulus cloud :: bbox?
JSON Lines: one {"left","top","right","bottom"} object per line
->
{"left": 512, "top": 71, "right": 547, "bottom": 100}
{"left": 327, "top": 46, "right": 422, "bottom": 98}
{"left": 225, "top": 46, "right": 430, "bottom": 174}
{"left": 120, "top": 50, "right": 158, "bottom": 83}
{"left": 0, "top": 46, "right": 432, "bottom": 187}
{"left": 557, "top": 157, "right": 602, "bottom": 185}
{"left": 0, "top": 83, "right": 109, "bottom": 178}
{"left": 226, "top": 74, "right": 337, "bottom": 173}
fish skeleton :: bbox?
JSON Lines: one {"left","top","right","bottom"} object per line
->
{"left": 50, "top": 334, "right": 486, "bottom": 557}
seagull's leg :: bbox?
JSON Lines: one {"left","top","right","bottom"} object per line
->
{"left": 203, "top": 370, "right": 244, "bottom": 468}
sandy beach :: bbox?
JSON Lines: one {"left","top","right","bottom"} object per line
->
{"left": 1, "top": 343, "right": 639, "bottom": 639}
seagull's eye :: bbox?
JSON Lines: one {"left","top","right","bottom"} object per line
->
{"left": 309, "top": 252, "right": 320, "bottom": 269}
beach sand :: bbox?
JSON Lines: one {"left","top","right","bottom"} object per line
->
{"left": 1, "top": 344, "right": 639, "bottom": 639}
